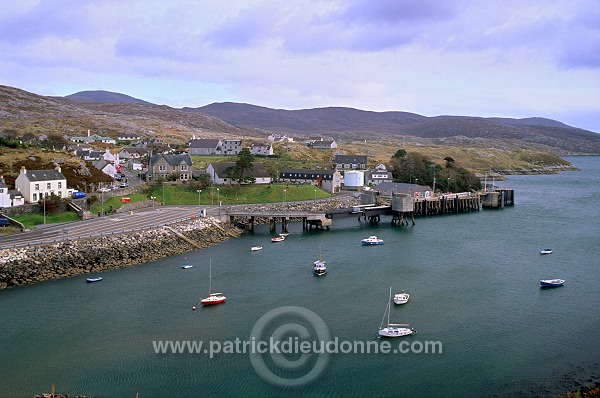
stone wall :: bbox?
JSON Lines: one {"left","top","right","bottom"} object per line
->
{"left": 0, "top": 217, "right": 242, "bottom": 290}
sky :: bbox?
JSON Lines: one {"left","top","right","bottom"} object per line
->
{"left": 1, "top": 0, "right": 599, "bottom": 132}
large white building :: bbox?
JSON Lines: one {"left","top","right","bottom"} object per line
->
{"left": 14, "top": 166, "right": 74, "bottom": 203}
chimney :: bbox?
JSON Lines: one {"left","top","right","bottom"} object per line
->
{"left": 55, "top": 166, "right": 61, "bottom": 173}
{"left": 20, "top": 166, "right": 26, "bottom": 175}
{"left": 87, "top": 129, "right": 90, "bottom": 137}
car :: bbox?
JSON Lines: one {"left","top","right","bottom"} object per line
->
{"left": 72, "top": 191, "right": 86, "bottom": 199}
{"left": 110, "top": 185, "right": 120, "bottom": 190}
{"left": 98, "top": 187, "right": 111, "bottom": 193}
{"left": 114, "top": 173, "right": 122, "bottom": 181}
{"left": 119, "top": 182, "right": 129, "bottom": 188}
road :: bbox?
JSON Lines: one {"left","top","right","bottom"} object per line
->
{"left": 0, "top": 205, "right": 215, "bottom": 249}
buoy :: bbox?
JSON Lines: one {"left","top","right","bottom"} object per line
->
{"left": 192, "top": 306, "right": 196, "bottom": 311}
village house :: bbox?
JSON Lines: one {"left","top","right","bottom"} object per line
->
{"left": 92, "top": 159, "right": 118, "bottom": 178}
{"left": 118, "top": 147, "right": 148, "bottom": 160}
{"left": 0, "top": 177, "right": 11, "bottom": 208}
{"left": 221, "top": 139, "right": 243, "bottom": 155}
{"left": 279, "top": 169, "right": 342, "bottom": 194}
{"left": 117, "top": 132, "right": 140, "bottom": 142}
{"left": 188, "top": 139, "right": 221, "bottom": 155}
{"left": 14, "top": 166, "right": 74, "bottom": 203}
{"left": 365, "top": 165, "right": 394, "bottom": 186}
{"left": 334, "top": 154, "right": 368, "bottom": 170}
{"left": 250, "top": 143, "right": 274, "bottom": 156}
{"left": 147, "top": 154, "right": 193, "bottom": 182}
{"left": 312, "top": 140, "right": 337, "bottom": 149}
{"left": 374, "top": 182, "right": 433, "bottom": 198}
{"left": 69, "top": 130, "right": 116, "bottom": 145}
{"left": 267, "top": 133, "right": 294, "bottom": 142}
{"left": 206, "top": 162, "right": 271, "bottom": 185}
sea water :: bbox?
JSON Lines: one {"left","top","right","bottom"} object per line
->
{"left": 1, "top": 156, "right": 599, "bottom": 398}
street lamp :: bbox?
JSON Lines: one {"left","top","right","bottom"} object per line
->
{"left": 197, "top": 189, "right": 202, "bottom": 217}
{"left": 162, "top": 182, "right": 165, "bottom": 205}
{"left": 314, "top": 188, "right": 317, "bottom": 209}
{"left": 217, "top": 188, "right": 220, "bottom": 205}
{"left": 447, "top": 177, "right": 451, "bottom": 193}
{"left": 151, "top": 196, "right": 156, "bottom": 211}
{"left": 283, "top": 188, "right": 287, "bottom": 213}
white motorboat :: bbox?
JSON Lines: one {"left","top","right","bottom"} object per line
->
{"left": 540, "top": 248, "right": 553, "bottom": 255}
{"left": 540, "top": 279, "right": 565, "bottom": 287}
{"left": 251, "top": 246, "right": 263, "bottom": 251}
{"left": 361, "top": 236, "right": 384, "bottom": 245}
{"left": 181, "top": 264, "right": 193, "bottom": 269}
{"left": 394, "top": 290, "right": 410, "bottom": 305}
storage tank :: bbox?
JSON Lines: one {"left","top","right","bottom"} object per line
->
{"left": 344, "top": 170, "right": 364, "bottom": 187}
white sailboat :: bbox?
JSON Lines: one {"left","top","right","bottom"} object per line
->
{"left": 200, "top": 259, "right": 226, "bottom": 306}
{"left": 378, "top": 287, "right": 414, "bottom": 338}
{"left": 313, "top": 246, "right": 326, "bottom": 275}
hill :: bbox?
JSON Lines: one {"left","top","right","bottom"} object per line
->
{"left": 64, "top": 90, "right": 151, "bottom": 104}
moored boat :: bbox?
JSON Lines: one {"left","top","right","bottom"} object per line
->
{"left": 540, "top": 249, "right": 553, "bottom": 255}
{"left": 251, "top": 246, "right": 263, "bottom": 251}
{"left": 394, "top": 290, "right": 410, "bottom": 305}
{"left": 86, "top": 277, "right": 103, "bottom": 283}
{"left": 271, "top": 236, "right": 285, "bottom": 242}
{"left": 200, "top": 259, "right": 227, "bottom": 306}
{"left": 181, "top": 264, "right": 193, "bottom": 269}
{"left": 378, "top": 287, "right": 414, "bottom": 338}
{"left": 361, "top": 236, "right": 384, "bottom": 245}
{"left": 540, "top": 279, "right": 565, "bottom": 287}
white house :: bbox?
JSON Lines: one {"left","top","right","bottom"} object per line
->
{"left": 250, "top": 143, "right": 274, "bottom": 156}
{"left": 9, "top": 190, "right": 25, "bottom": 207}
{"left": 312, "top": 140, "right": 337, "bottom": 149}
{"left": 0, "top": 177, "right": 11, "bottom": 207}
{"left": 188, "top": 139, "right": 221, "bottom": 155}
{"left": 220, "top": 139, "right": 243, "bottom": 155}
{"left": 14, "top": 166, "right": 74, "bottom": 203}
{"left": 279, "top": 169, "right": 342, "bottom": 194}
{"left": 103, "top": 149, "right": 118, "bottom": 163}
{"left": 92, "top": 159, "right": 118, "bottom": 178}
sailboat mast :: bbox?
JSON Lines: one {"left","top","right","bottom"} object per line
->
{"left": 387, "top": 287, "right": 391, "bottom": 326}
{"left": 208, "top": 258, "right": 212, "bottom": 294}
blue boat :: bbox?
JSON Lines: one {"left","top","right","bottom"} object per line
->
{"left": 361, "top": 236, "right": 384, "bottom": 245}
{"left": 86, "top": 277, "right": 103, "bottom": 283}
{"left": 540, "top": 279, "right": 564, "bottom": 287}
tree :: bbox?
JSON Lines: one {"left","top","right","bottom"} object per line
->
{"left": 42, "top": 133, "right": 68, "bottom": 150}
{"left": 392, "top": 149, "right": 406, "bottom": 159}
{"left": 234, "top": 148, "right": 255, "bottom": 184}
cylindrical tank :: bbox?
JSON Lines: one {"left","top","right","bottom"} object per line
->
{"left": 344, "top": 170, "right": 364, "bottom": 187}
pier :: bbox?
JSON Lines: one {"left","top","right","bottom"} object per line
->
{"left": 223, "top": 189, "right": 511, "bottom": 231}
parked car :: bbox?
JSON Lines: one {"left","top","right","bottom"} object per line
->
{"left": 72, "top": 191, "right": 86, "bottom": 199}
{"left": 114, "top": 173, "right": 122, "bottom": 181}
{"left": 119, "top": 182, "right": 129, "bottom": 188}
{"left": 110, "top": 185, "right": 120, "bottom": 190}
{"left": 98, "top": 187, "right": 111, "bottom": 193}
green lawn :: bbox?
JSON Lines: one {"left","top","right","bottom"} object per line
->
{"left": 11, "top": 211, "right": 81, "bottom": 229}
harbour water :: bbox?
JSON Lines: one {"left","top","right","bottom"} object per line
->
{"left": 1, "top": 156, "right": 599, "bottom": 397}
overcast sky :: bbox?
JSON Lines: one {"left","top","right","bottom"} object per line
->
{"left": 1, "top": 0, "right": 599, "bottom": 132}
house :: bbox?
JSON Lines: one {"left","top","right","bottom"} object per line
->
{"left": 69, "top": 130, "right": 116, "bottom": 145}
{"left": 279, "top": 169, "right": 342, "bottom": 194}
{"left": 206, "top": 162, "right": 271, "bottom": 185}
{"left": 75, "top": 149, "right": 104, "bottom": 162}
{"left": 267, "top": 134, "right": 294, "bottom": 142}
{"left": 250, "top": 143, "right": 274, "bottom": 156}
{"left": 14, "top": 166, "right": 74, "bottom": 203}
{"left": 365, "top": 170, "right": 393, "bottom": 186}
{"left": 118, "top": 132, "right": 140, "bottom": 142}
{"left": 147, "top": 154, "right": 193, "bottom": 182}
{"left": 119, "top": 147, "right": 148, "bottom": 160}
{"left": 103, "top": 149, "right": 118, "bottom": 163}
{"left": 188, "top": 139, "right": 222, "bottom": 155}
{"left": 92, "top": 159, "right": 118, "bottom": 178}
{"left": 9, "top": 190, "right": 25, "bottom": 207}
{"left": 221, "top": 139, "right": 243, "bottom": 155}
{"left": 312, "top": 140, "right": 337, "bottom": 149}
{"left": 0, "top": 177, "right": 10, "bottom": 208}
{"left": 334, "top": 155, "right": 368, "bottom": 170}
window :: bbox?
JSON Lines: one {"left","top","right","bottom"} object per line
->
{"left": 58, "top": 182, "right": 62, "bottom": 189}
{"left": 33, "top": 193, "right": 37, "bottom": 201}
{"left": 181, "top": 165, "right": 188, "bottom": 171}
{"left": 35, "top": 184, "right": 40, "bottom": 191}
{"left": 47, "top": 183, "right": 51, "bottom": 189}
{"left": 159, "top": 165, "right": 166, "bottom": 171}
{"left": 58, "top": 191, "right": 62, "bottom": 197}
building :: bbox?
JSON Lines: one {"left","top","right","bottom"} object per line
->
{"left": 14, "top": 166, "right": 73, "bottom": 203}
{"left": 148, "top": 154, "right": 194, "bottom": 182}
{"left": 250, "top": 143, "right": 274, "bottom": 156}
{"left": 279, "top": 169, "right": 342, "bottom": 194}
{"left": 334, "top": 155, "right": 368, "bottom": 170}
{"left": 373, "top": 182, "right": 433, "bottom": 198}
{"left": 221, "top": 139, "right": 243, "bottom": 155}
{"left": 119, "top": 147, "right": 148, "bottom": 160}
{"left": 267, "top": 134, "right": 293, "bottom": 142}
{"left": 365, "top": 169, "right": 393, "bottom": 186}
{"left": 312, "top": 140, "right": 337, "bottom": 149}
{"left": 188, "top": 139, "right": 221, "bottom": 155}
{"left": 69, "top": 130, "right": 116, "bottom": 145}
{"left": 206, "top": 162, "right": 271, "bottom": 185}
{"left": 0, "top": 177, "right": 10, "bottom": 208}
{"left": 118, "top": 132, "right": 140, "bottom": 142}
{"left": 92, "top": 159, "right": 118, "bottom": 178}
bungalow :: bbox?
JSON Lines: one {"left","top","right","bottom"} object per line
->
{"left": 69, "top": 130, "right": 116, "bottom": 145}
{"left": 92, "top": 159, "right": 118, "bottom": 178}
{"left": 365, "top": 170, "right": 393, "bottom": 186}
{"left": 206, "top": 162, "right": 271, "bottom": 185}
{"left": 189, "top": 139, "right": 221, "bottom": 155}
{"left": 312, "top": 140, "right": 337, "bottom": 149}
{"left": 373, "top": 182, "right": 433, "bottom": 198}
{"left": 9, "top": 190, "right": 25, "bottom": 207}
{"left": 103, "top": 149, "right": 118, "bottom": 163}
{"left": 147, "top": 154, "right": 193, "bottom": 182}
{"left": 250, "top": 143, "right": 274, "bottom": 156}
{"left": 334, "top": 155, "right": 368, "bottom": 170}
{"left": 118, "top": 132, "right": 140, "bottom": 142}
{"left": 279, "top": 169, "right": 342, "bottom": 194}
{"left": 14, "top": 166, "right": 74, "bottom": 203}
{"left": 119, "top": 147, "right": 148, "bottom": 160}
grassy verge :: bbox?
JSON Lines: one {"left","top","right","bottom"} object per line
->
{"left": 11, "top": 211, "right": 81, "bottom": 229}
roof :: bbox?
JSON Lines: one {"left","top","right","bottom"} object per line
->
{"left": 24, "top": 169, "right": 66, "bottom": 182}
{"left": 150, "top": 154, "right": 193, "bottom": 166}
{"left": 209, "top": 162, "right": 270, "bottom": 178}
{"left": 375, "top": 182, "right": 433, "bottom": 196}
{"left": 120, "top": 147, "right": 148, "bottom": 154}
{"left": 0, "top": 179, "right": 8, "bottom": 189}
{"left": 335, "top": 155, "right": 367, "bottom": 163}
{"left": 189, "top": 139, "right": 221, "bottom": 149}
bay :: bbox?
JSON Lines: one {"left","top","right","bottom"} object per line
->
{"left": 1, "top": 156, "right": 599, "bottom": 397}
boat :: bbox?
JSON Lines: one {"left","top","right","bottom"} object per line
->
{"left": 271, "top": 236, "right": 285, "bottom": 242}
{"left": 394, "top": 290, "right": 410, "bottom": 305}
{"left": 314, "top": 261, "right": 327, "bottom": 275}
{"left": 181, "top": 264, "right": 193, "bottom": 269}
{"left": 279, "top": 232, "right": 289, "bottom": 237}
{"left": 540, "top": 279, "right": 565, "bottom": 287}
{"left": 540, "top": 248, "right": 553, "bottom": 255}
{"left": 361, "top": 236, "right": 384, "bottom": 245}
{"left": 251, "top": 246, "right": 263, "bottom": 251}
{"left": 86, "top": 277, "right": 103, "bottom": 283}
{"left": 378, "top": 287, "right": 415, "bottom": 338}
{"left": 200, "top": 259, "right": 226, "bottom": 306}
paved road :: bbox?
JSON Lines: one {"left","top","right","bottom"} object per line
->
{"left": 0, "top": 205, "right": 216, "bottom": 249}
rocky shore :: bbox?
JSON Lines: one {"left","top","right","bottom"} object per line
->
{"left": 0, "top": 217, "right": 242, "bottom": 290}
